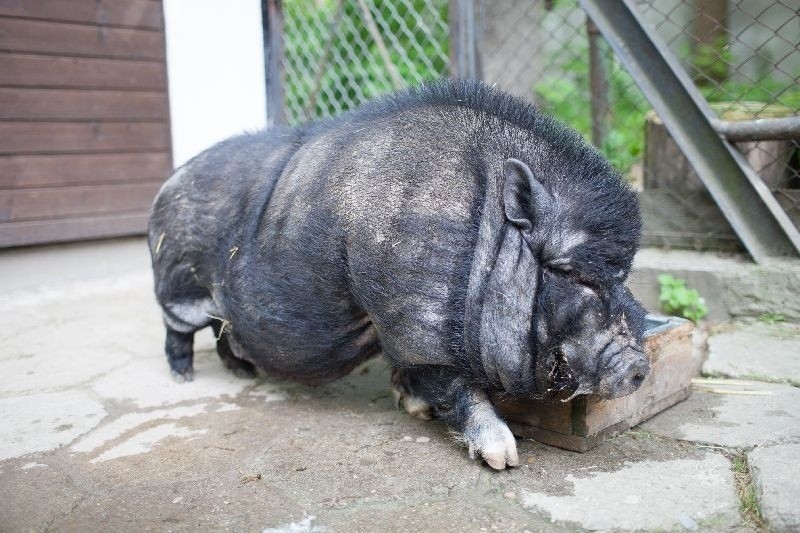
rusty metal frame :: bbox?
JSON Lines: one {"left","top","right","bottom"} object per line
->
{"left": 580, "top": 0, "right": 800, "bottom": 262}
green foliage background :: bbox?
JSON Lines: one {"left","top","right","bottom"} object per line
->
{"left": 283, "top": 0, "right": 448, "bottom": 125}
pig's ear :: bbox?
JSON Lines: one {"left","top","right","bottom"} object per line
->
{"left": 503, "top": 158, "right": 552, "bottom": 231}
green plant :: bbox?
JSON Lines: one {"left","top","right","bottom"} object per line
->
{"left": 731, "top": 453, "right": 765, "bottom": 527}
{"left": 758, "top": 312, "right": 785, "bottom": 325}
{"left": 657, "top": 274, "right": 708, "bottom": 322}
{"left": 691, "top": 35, "right": 732, "bottom": 85}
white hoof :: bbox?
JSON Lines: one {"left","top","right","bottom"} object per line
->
{"left": 464, "top": 404, "right": 519, "bottom": 470}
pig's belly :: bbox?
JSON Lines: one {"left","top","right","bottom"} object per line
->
{"left": 225, "top": 305, "right": 381, "bottom": 384}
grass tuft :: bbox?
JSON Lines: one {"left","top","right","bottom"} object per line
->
{"left": 730, "top": 453, "right": 767, "bottom": 529}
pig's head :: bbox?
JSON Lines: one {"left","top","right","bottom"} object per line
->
{"left": 501, "top": 157, "right": 649, "bottom": 400}
{"left": 464, "top": 154, "right": 648, "bottom": 401}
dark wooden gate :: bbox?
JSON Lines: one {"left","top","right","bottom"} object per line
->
{"left": 0, "top": 0, "right": 172, "bottom": 247}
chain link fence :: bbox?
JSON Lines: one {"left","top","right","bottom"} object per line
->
{"left": 281, "top": 0, "right": 449, "bottom": 124}
{"left": 275, "top": 0, "right": 800, "bottom": 253}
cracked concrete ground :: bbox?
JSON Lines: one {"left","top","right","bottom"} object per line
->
{"left": 1, "top": 238, "right": 798, "bottom": 531}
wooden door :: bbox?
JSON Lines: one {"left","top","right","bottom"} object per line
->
{"left": 0, "top": 0, "right": 172, "bottom": 247}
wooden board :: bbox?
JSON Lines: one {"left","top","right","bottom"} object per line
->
{"left": 0, "top": 53, "right": 166, "bottom": 90}
{"left": 496, "top": 316, "right": 695, "bottom": 452}
{"left": 0, "top": 0, "right": 163, "bottom": 30}
{"left": 638, "top": 190, "right": 743, "bottom": 253}
{"left": 641, "top": 110, "right": 799, "bottom": 251}
{"left": 0, "top": 152, "right": 170, "bottom": 188}
{"left": 0, "top": 122, "right": 170, "bottom": 155}
{"left": 0, "top": 17, "right": 165, "bottom": 60}
{"left": 0, "top": 182, "right": 163, "bottom": 221}
{"left": 0, "top": 88, "right": 168, "bottom": 121}
{"left": 0, "top": 212, "right": 150, "bottom": 248}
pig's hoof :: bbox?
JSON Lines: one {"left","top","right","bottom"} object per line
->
{"left": 171, "top": 369, "right": 194, "bottom": 383}
{"left": 391, "top": 383, "right": 434, "bottom": 421}
{"left": 229, "top": 366, "right": 257, "bottom": 379}
{"left": 463, "top": 405, "right": 519, "bottom": 470}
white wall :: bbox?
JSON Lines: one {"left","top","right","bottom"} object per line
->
{"left": 163, "top": 0, "right": 267, "bottom": 168}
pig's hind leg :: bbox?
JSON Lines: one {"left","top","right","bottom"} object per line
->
{"left": 160, "top": 301, "right": 257, "bottom": 381}
{"left": 391, "top": 366, "right": 519, "bottom": 470}
{"left": 161, "top": 299, "right": 215, "bottom": 382}
{"left": 165, "top": 326, "right": 195, "bottom": 382}
{"left": 210, "top": 321, "right": 257, "bottom": 379}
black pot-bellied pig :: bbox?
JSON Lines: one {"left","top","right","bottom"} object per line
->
{"left": 149, "top": 79, "right": 649, "bottom": 470}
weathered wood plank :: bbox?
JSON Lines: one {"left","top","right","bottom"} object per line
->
{"left": 0, "top": 17, "right": 165, "bottom": 60}
{"left": 0, "top": 88, "right": 168, "bottom": 121}
{"left": 773, "top": 189, "right": 800, "bottom": 229}
{"left": 0, "top": 53, "right": 166, "bottom": 90}
{"left": 492, "top": 395, "right": 574, "bottom": 434}
{"left": 0, "top": 182, "right": 162, "bottom": 221}
{"left": 0, "top": 152, "right": 171, "bottom": 188}
{"left": 645, "top": 110, "right": 795, "bottom": 191}
{"left": 0, "top": 122, "right": 170, "bottom": 154}
{"left": 0, "top": 211, "right": 149, "bottom": 247}
{"left": 0, "top": 0, "right": 163, "bottom": 30}
{"left": 578, "top": 320, "right": 694, "bottom": 436}
{"left": 638, "top": 189, "right": 743, "bottom": 252}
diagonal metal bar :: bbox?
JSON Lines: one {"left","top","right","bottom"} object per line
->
{"left": 579, "top": 0, "right": 800, "bottom": 263}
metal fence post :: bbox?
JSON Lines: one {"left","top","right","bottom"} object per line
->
{"left": 587, "top": 18, "right": 609, "bottom": 149}
{"left": 449, "top": 0, "right": 481, "bottom": 79}
{"left": 263, "top": 0, "right": 286, "bottom": 128}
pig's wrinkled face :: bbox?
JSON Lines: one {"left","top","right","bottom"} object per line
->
{"left": 525, "top": 198, "right": 649, "bottom": 400}
{"left": 534, "top": 270, "right": 648, "bottom": 400}
{"left": 500, "top": 157, "right": 648, "bottom": 400}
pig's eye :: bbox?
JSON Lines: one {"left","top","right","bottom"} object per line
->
{"left": 545, "top": 258, "right": 573, "bottom": 273}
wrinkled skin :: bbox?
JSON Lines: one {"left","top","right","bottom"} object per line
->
{"left": 149, "top": 80, "right": 648, "bottom": 471}
{"left": 536, "top": 274, "right": 648, "bottom": 400}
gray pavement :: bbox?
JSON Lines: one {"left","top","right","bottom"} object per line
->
{"left": 1, "top": 239, "right": 798, "bottom": 531}
{"left": 748, "top": 443, "right": 800, "bottom": 531}
{"left": 704, "top": 320, "right": 800, "bottom": 385}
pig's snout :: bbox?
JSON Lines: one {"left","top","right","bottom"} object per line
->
{"left": 598, "top": 345, "right": 650, "bottom": 399}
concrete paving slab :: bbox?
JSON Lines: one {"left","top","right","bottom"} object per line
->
{"left": 748, "top": 443, "right": 800, "bottom": 530}
{"left": 629, "top": 248, "right": 800, "bottom": 321}
{"left": 0, "top": 357, "right": 734, "bottom": 531}
{"left": 0, "top": 390, "right": 106, "bottom": 460}
{"left": 519, "top": 453, "right": 738, "bottom": 530}
{"left": 0, "top": 237, "right": 149, "bottom": 294}
{"left": 704, "top": 321, "right": 800, "bottom": 384}
{"left": 0, "top": 239, "right": 760, "bottom": 531}
{"left": 91, "top": 350, "right": 255, "bottom": 408}
{"left": 641, "top": 379, "right": 800, "bottom": 448}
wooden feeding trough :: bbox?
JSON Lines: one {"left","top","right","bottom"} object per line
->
{"left": 494, "top": 316, "right": 694, "bottom": 452}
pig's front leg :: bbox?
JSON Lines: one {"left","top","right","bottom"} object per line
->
{"left": 391, "top": 366, "right": 519, "bottom": 470}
